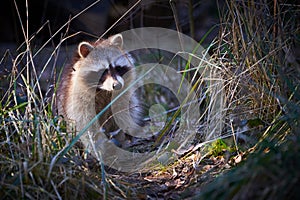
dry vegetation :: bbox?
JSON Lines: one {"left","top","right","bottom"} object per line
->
{"left": 0, "top": 0, "right": 299, "bottom": 199}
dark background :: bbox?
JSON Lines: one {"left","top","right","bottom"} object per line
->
{"left": 0, "top": 0, "right": 223, "bottom": 98}
{"left": 0, "top": 0, "right": 221, "bottom": 47}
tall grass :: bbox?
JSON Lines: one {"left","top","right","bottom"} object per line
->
{"left": 0, "top": 0, "right": 299, "bottom": 199}
{"left": 196, "top": 0, "right": 300, "bottom": 198}
{"left": 0, "top": 1, "right": 107, "bottom": 199}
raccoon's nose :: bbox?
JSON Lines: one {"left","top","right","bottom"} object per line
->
{"left": 113, "top": 75, "right": 124, "bottom": 90}
{"left": 113, "top": 81, "right": 122, "bottom": 90}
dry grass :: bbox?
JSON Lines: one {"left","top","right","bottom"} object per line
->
{"left": 195, "top": 1, "right": 300, "bottom": 199}
{"left": 0, "top": 0, "right": 299, "bottom": 199}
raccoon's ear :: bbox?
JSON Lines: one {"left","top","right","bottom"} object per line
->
{"left": 78, "top": 42, "right": 94, "bottom": 58}
{"left": 108, "top": 34, "right": 123, "bottom": 48}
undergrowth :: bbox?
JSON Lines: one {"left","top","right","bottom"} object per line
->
{"left": 0, "top": 0, "right": 299, "bottom": 199}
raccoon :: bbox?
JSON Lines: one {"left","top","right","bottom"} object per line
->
{"left": 57, "top": 34, "right": 143, "bottom": 147}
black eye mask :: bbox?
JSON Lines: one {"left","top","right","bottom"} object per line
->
{"left": 109, "top": 64, "right": 131, "bottom": 77}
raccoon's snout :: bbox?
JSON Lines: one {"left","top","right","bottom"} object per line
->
{"left": 100, "top": 75, "right": 124, "bottom": 91}
{"left": 113, "top": 81, "right": 122, "bottom": 90}
{"left": 113, "top": 75, "right": 124, "bottom": 90}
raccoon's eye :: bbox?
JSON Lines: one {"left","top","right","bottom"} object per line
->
{"left": 115, "top": 66, "right": 130, "bottom": 76}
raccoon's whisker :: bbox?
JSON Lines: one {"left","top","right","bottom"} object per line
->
{"left": 92, "top": 85, "right": 101, "bottom": 89}
{"left": 85, "top": 84, "right": 101, "bottom": 90}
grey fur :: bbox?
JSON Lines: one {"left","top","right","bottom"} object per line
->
{"left": 57, "top": 34, "right": 143, "bottom": 147}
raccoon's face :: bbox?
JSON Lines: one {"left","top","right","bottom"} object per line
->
{"left": 98, "top": 59, "right": 132, "bottom": 91}
{"left": 74, "top": 34, "right": 134, "bottom": 92}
